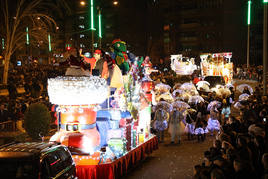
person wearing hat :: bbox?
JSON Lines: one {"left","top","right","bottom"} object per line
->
{"left": 82, "top": 49, "right": 109, "bottom": 79}
{"left": 61, "top": 48, "right": 89, "bottom": 76}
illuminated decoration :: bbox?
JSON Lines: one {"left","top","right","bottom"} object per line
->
{"left": 26, "top": 27, "right": 29, "bottom": 45}
{"left": 248, "top": 0, "right": 252, "bottom": 25}
{"left": 48, "top": 76, "right": 108, "bottom": 163}
{"left": 47, "top": 76, "right": 108, "bottom": 105}
{"left": 170, "top": 54, "right": 197, "bottom": 75}
{"left": 1, "top": 38, "right": 4, "bottom": 49}
{"left": 66, "top": 44, "right": 71, "bottom": 51}
{"left": 49, "top": 45, "right": 158, "bottom": 168}
{"left": 98, "top": 12, "right": 102, "bottom": 38}
{"left": 48, "top": 34, "right": 52, "bottom": 52}
{"left": 200, "top": 52, "right": 233, "bottom": 84}
{"left": 90, "top": 0, "right": 95, "bottom": 30}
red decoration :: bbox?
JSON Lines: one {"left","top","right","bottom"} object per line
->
{"left": 142, "top": 81, "right": 154, "bottom": 93}
{"left": 75, "top": 136, "right": 158, "bottom": 179}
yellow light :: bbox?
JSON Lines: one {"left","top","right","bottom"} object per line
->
{"left": 113, "top": 1, "right": 118, "bottom": 5}
{"left": 80, "top": 1, "right": 86, "bottom": 6}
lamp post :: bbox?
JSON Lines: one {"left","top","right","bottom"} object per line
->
{"left": 1, "top": 38, "right": 4, "bottom": 50}
{"left": 26, "top": 27, "right": 29, "bottom": 45}
{"left": 26, "top": 27, "right": 30, "bottom": 59}
{"left": 90, "top": 0, "right": 96, "bottom": 53}
{"left": 263, "top": 0, "right": 268, "bottom": 95}
{"left": 48, "top": 33, "right": 52, "bottom": 64}
{"left": 98, "top": 9, "right": 102, "bottom": 49}
{"left": 247, "top": 0, "right": 252, "bottom": 68}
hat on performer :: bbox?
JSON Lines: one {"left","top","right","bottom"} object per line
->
{"left": 94, "top": 49, "right": 102, "bottom": 55}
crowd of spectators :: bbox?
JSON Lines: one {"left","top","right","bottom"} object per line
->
{"left": 1, "top": 60, "right": 268, "bottom": 178}
{"left": 233, "top": 64, "right": 263, "bottom": 82}
{"left": 194, "top": 94, "right": 268, "bottom": 178}
{"left": 0, "top": 65, "right": 65, "bottom": 125}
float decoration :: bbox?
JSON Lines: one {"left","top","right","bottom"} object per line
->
{"left": 48, "top": 76, "right": 108, "bottom": 105}
{"left": 170, "top": 54, "right": 197, "bottom": 75}
{"left": 49, "top": 44, "right": 158, "bottom": 169}
{"left": 200, "top": 52, "right": 233, "bottom": 84}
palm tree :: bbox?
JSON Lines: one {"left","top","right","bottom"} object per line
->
{"left": 0, "top": 0, "right": 57, "bottom": 85}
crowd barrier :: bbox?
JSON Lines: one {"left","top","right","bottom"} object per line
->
{"left": 0, "top": 120, "right": 17, "bottom": 132}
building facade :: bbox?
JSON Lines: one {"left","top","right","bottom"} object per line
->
{"left": 153, "top": 0, "right": 247, "bottom": 64}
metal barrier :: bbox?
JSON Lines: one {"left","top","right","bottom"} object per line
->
{"left": 0, "top": 120, "right": 16, "bottom": 132}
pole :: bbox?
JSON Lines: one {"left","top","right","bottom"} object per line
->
{"left": 92, "top": 30, "right": 94, "bottom": 53}
{"left": 247, "top": 25, "right": 250, "bottom": 68}
{"left": 263, "top": 3, "right": 267, "bottom": 95}
{"left": 98, "top": 9, "right": 102, "bottom": 49}
{"left": 247, "top": 0, "right": 251, "bottom": 68}
{"left": 90, "top": 0, "right": 95, "bottom": 53}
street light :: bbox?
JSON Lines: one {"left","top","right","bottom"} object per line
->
{"left": 26, "top": 27, "right": 29, "bottom": 45}
{"left": 263, "top": 0, "right": 268, "bottom": 95}
{"left": 113, "top": 1, "right": 119, "bottom": 6}
{"left": 90, "top": 0, "right": 96, "bottom": 53}
{"left": 2, "top": 38, "right": 4, "bottom": 50}
{"left": 80, "top": 1, "right": 86, "bottom": 6}
{"left": 98, "top": 9, "right": 102, "bottom": 48}
{"left": 247, "top": 0, "right": 251, "bottom": 68}
{"left": 48, "top": 34, "right": 52, "bottom": 52}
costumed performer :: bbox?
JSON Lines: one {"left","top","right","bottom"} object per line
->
{"left": 207, "top": 107, "right": 221, "bottom": 136}
{"left": 82, "top": 49, "right": 109, "bottom": 79}
{"left": 168, "top": 107, "right": 184, "bottom": 144}
{"left": 153, "top": 108, "right": 168, "bottom": 143}
{"left": 60, "top": 48, "right": 90, "bottom": 76}
{"left": 185, "top": 110, "right": 195, "bottom": 140}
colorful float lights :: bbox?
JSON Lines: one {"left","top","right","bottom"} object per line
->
{"left": 48, "top": 60, "right": 156, "bottom": 165}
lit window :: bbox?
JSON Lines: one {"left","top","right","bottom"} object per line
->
{"left": 79, "top": 25, "right": 85, "bottom": 29}
{"left": 80, "top": 34, "right": 85, "bottom": 38}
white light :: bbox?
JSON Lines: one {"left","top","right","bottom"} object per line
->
{"left": 48, "top": 76, "right": 108, "bottom": 105}
{"left": 82, "top": 136, "right": 95, "bottom": 154}
{"left": 78, "top": 108, "right": 84, "bottom": 113}
{"left": 67, "top": 116, "right": 74, "bottom": 122}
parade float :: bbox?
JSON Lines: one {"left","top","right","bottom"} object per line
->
{"left": 200, "top": 52, "right": 233, "bottom": 84}
{"left": 48, "top": 44, "right": 158, "bottom": 179}
{"left": 170, "top": 54, "right": 197, "bottom": 75}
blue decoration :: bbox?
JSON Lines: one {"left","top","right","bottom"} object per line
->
{"left": 97, "top": 110, "right": 111, "bottom": 120}
{"left": 121, "top": 111, "right": 131, "bottom": 118}
{"left": 109, "top": 120, "right": 120, "bottom": 129}
{"left": 96, "top": 118, "right": 110, "bottom": 147}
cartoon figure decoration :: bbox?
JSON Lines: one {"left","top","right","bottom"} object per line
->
{"left": 111, "top": 39, "right": 130, "bottom": 75}
{"left": 138, "top": 56, "right": 157, "bottom": 139}
{"left": 142, "top": 56, "right": 157, "bottom": 81}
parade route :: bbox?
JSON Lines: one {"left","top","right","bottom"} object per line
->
{"left": 125, "top": 135, "right": 214, "bottom": 179}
